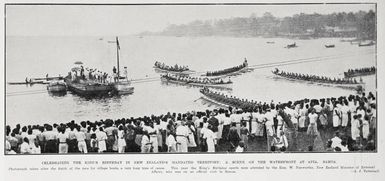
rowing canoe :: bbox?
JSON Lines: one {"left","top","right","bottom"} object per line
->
{"left": 160, "top": 77, "right": 232, "bottom": 89}
{"left": 272, "top": 71, "right": 364, "bottom": 90}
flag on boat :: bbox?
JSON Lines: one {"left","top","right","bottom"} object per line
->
{"left": 116, "top": 37, "right": 120, "bottom": 50}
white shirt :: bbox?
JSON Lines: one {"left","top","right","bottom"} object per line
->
{"left": 308, "top": 113, "right": 318, "bottom": 124}
{"left": 20, "top": 142, "right": 32, "bottom": 154}
{"left": 331, "top": 136, "right": 342, "bottom": 148}
{"left": 175, "top": 125, "right": 189, "bottom": 137}
{"left": 166, "top": 135, "right": 176, "bottom": 146}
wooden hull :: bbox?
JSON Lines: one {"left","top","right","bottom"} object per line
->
{"left": 344, "top": 71, "right": 376, "bottom": 78}
{"left": 65, "top": 79, "right": 115, "bottom": 96}
{"left": 202, "top": 66, "right": 251, "bottom": 78}
{"left": 358, "top": 42, "right": 375, "bottom": 47}
{"left": 8, "top": 81, "right": 46, "bottom": 85}
{"left": 113, "top": 82, "right": 134, "bottom": 95}
{"left": 153, "top": 67, "right": 195, "bottom": 75}
{"left": 47, "top": 83, "right": 67, "bottom": 92}
{"left": 161, "top": 77, "right": 232, "bottom": 89}
{"left": 272, "top": 72, "right": 364, "bottom": 90}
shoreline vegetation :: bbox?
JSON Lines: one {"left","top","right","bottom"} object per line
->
{"left": 140, "top": 10, "right": 376, "bottom": 41}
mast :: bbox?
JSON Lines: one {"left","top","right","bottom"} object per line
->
{"left": 116, "top": 36, "right": 120, "bottom": 80}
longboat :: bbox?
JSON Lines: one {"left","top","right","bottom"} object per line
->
{"left": 271, "top": 70, "right": 364, "bottom": 90}
{"left": 325, "top": 44, "right": 335, "bottom": 48}
{"left": 153, "top": 66, "right": 196, "bottom": 75}
{"left": 160, "top": 75, "right": 232, "bottom": 89}
{"left": 8, "top": 80, "right": 47, "bottom": 85}
{"left": 358, "top": 41, "right": 375, "bottom": 47}
{"left": 344, "top": 69, "right": 376, "bottom": 78}
{"left": 202, "top": 60, "right": 250, "bottom": 78}
{"left": 153, "top": 62, "right": 195, "bottom": 76}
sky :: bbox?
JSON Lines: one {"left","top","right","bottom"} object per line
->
{"left": 6, "top": 4, "right": 375, "bottom": 36}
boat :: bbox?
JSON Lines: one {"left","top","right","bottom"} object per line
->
{"left": 344, "top": 67, "right": 376, "bottom": 78}
{"left": 8, "top": 80, "right": 46, "bottom": 85}
{"left": 113, "top": 80, "right": 134, "bottom": 95}
{"left": 203, "top": 59, "right": 250, "bottom": 78}
{"left": 161, "top": 75, "right": 232, "bottom": 89}
{"left": 47, "top": 81, "right": 67, "bottom": 92}
{"left": 65, "top": 79, "right": 115, "bottom": 96}
{"left": 358, "top": 41, "right": 375, "bottom": 47}
{"left": 153, "top": 61, "right": 195, "bottom": 75}
{"left": 286, "top": 43, "right": 297, "bottom": 48}
{"left": 266, "top": 41, "right": 275, "bottom": 44}
{"left": 153, "top": 66, "right": 196, "bottom": 75}
{"left": 65, "top": 36, "right": 134, "bottom": 96}
{"left": 272, "top": 69, "right": 364, "bottom": 90}
{"left": 325, "top": 44, "right": 335, "bottom": 48}
{"left": 110, "top": 37, "right": 134, "bottom": 95}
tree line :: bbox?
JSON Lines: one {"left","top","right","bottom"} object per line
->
{"left": 144, "top": 10, "right": 375, "bottom": 40}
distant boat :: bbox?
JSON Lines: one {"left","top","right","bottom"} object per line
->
{"left": 8, "top": 80, "right": 46, "bottom": 85}
{"left": 286, "top": 43, "right": 297, "bottom": 48}
{"left": 47, "top": 81, "right": 67, "bottom": 93}
{"left": 325, "top": 44, "right": 335, "bottom": 48}
{"left": 358, "top": 41, "right": 375, "bottom": 47}
{"left": 266, "top": 41, "right": 275, "bottom": 44}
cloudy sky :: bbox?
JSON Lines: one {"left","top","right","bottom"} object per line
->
{"left": 6, "top": 4, "right": 375, "bottom": 36}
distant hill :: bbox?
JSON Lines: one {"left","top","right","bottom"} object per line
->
{"left": 141, "top": 10, "right": 376, "bottom": 40}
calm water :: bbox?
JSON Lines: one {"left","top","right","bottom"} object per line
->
{"left": 5, "top": 36, "right": 376, "bottom": 127}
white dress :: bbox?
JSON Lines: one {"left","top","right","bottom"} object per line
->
{"left": 187, "top": 125, "right": 197, "bottom": 147}
{"left": 298, "top": 108, "right": 307, "bottom": 128}
{"left": 166, "top": 135, "right": 177, "bottom": 152}
{"left": 341, "top": 105, "right": 349, "bottom": 127}
{"left": 350, "top": 119, "right": 360, "bottom": 141}
{"left": 203, "top": 129, "right": 216, "bottom": 152}
{"left": 96, "top": 131, "right": 107, "bottom": 153}
{"left": 362, "top": 120, "right": 370, "bottom": 139}
{"left": 333, "top": 107, "right": 341, "bottom": 127}
{"left": 117, "top": 130, "right": 126, "bottom": 153}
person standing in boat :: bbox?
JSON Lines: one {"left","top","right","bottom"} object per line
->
{"left": 113, "top": 66, "right": 117, "bottom": 82}
{"left": 123, "top": 66, "right": 128, "bottom": 80}
{"left": 243, "top": 58, "right": 248, "bottom": 67}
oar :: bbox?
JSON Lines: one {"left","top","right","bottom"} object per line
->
{"left": 193, "top": 97, "right": 202, "bottom": 102}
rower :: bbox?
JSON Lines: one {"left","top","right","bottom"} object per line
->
{"left": 25, "top": 77, "right": 28, "bottom": 84}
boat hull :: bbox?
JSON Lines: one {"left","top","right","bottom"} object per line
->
{"left": 65, "top": 79, "right": 115, "bottom": 96}
{"left": 201, "top": 66, "right": 251, "bottom": 78}
{"left": 113, "top": 82, "right": 134, "bottom": 95}
{"left": 161, "top": 77, "right": 232, "bottom": 89}
{"left": 272, "top": 72, "right": 364, "bottom": 90}
{"left": 153, "top": 67, "right": 195, "bottom": 75}
{"left": 47, "top": 83, "right": 67, "bottom": 92}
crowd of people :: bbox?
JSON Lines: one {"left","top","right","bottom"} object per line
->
{"left": 66, "top": 66, "right": 129, "bottom": 84}
{"left": 201, "top": 88, "right": 376, "bottom": 152}
{"left": 162, "top": 74, "right": 232, "bottom": 85}
{"left": 6, "top": 87, "right": 376, "bottom": 154}
{"left": 206, "top": 59, "right": 248, "bottom": 77}
{"left": 273, "top": 68, "right": 361, "bottom": 85}
{"left": 154, "top": 61, "right": 190, "bottom": 72}
{"left": 344, "top": 66, "right": 376, "bottom": 78}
